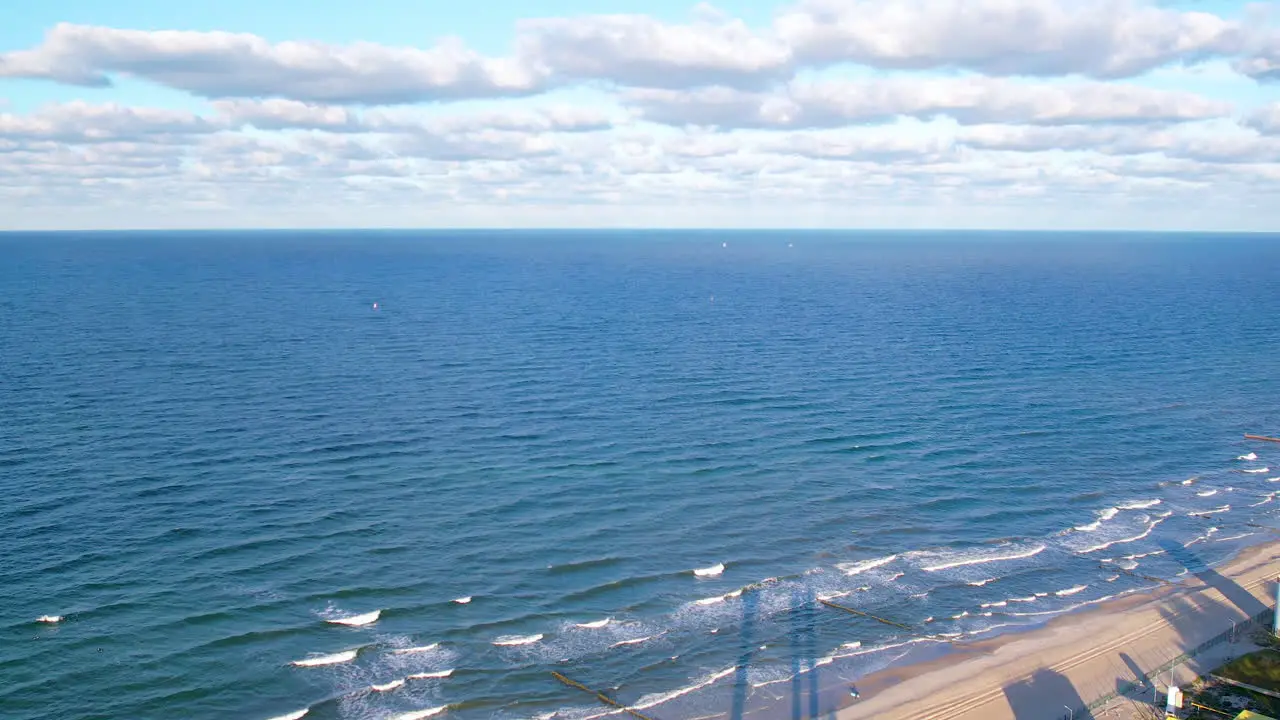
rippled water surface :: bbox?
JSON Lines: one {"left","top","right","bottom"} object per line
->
{"left": 3, "top": 230, "right": 1280, "bottom": 720}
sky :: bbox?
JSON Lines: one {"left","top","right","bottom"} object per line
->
{"left": 2, "top": 0, "right": 1280, "bottom": 230}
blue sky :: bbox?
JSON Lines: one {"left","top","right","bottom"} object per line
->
{"left": 2, "top": 0, "right": 1280, "bottom": 230}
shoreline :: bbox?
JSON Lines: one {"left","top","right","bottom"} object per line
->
{"left": 811, "top": 537, "right": 1280, "bottom": 719}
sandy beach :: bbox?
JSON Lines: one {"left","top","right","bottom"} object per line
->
{"left": 829, "top": 538, "right": 1280, "bottom": 720}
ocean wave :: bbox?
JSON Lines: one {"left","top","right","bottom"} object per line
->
{"left": 1197, "top": 489, "right": 1218, "bottom": 497}
{"left": 695, "top": 589, "right": 743, "bottom": 606}
{"left": 693, "top": 563, "right": 725, "bottom": 577}
{"left": 408, "top": 669, "right": 454, "bottom": 679}
{"left": 967, "top": 578, "right": 997, "bottom": 587}
{"left": 980, "top": 601, "right": 1007, "bottom": 608}
{"left": 392, "top": 707, "right": 448, "bottom": 720}
{"left": 265, "top": 710, "right": 309, "bottom": 720}
{"left": 579, "top": 666, "right": 739, "bottom": 720}
{"left": 372, "top": 678, "right": 406, "bottom": 692}
{"left": 1079, "top": 517, "right": 1165, "bottom": 553}
{"left": 1190, "top": 505, "right": 1231, "bottom": 516}
{"left": 575, "top": 618, "right": 612, "bottom": 629}
{"left": 35, "top": 615, "right": 62, "bottom": 624}
{"left": 1075, "top": 507, "right": 1120, "bottom": 532}
{"left": 1250, "top": 492, "right": 1277, "bottom": 507}
{"left": 1181, "top": 477, "right": 1197, "bottom": 485}
{"left": 1245, "top": 468, "right": 1271, "bottom": 474}
{"left": 391, "top": 644, "right": 440, "bottom": 654}
{"left": 1239, "top": 452, "right": 1259, "bottom": 461}
{"left": 918, "top": 544, "right": 1046, "bottom": 572}
{"left": 837, "top": 554, "right": 898, "bottom": 576}
{"left": 291, "top": 650, "right": 357, "bottom": 667}
{"left": 493, "top": 634, "right": 543, "bottom": 647}
{"left": 453, "top": 597, "right": 472, "bottom": 604}
{"left": 1009, "top": 596, "right": 1037, "bottom": 603}
{"left": 1055, "top": 585, "right": 1088, "bottom": 596}
{"left": 1269, "top": 477, "right": 1280, "bottom": 483}
{"left": 610, "top": 634, "right": 661, "bottom": 648}
{"left": 1215, "top": 532, "right": 1254, "bottom": 543}
{"left": 1118, "top": 499, "right": 1162, "bottom": 510}
{"left": 325, "top": 610, "right": 381, "bottom": 627}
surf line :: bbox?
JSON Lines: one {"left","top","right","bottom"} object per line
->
{"left": 552, "top": 671, "right": 657, "bottom": 720}
{"left": 818, "top": 599, "right": 914, "bottom": 631}
{"left": 1097, "top": 561, "right": 1170, "bottom": 587}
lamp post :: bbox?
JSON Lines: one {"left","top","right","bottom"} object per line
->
{"left": 1063, "top": 704, "right": 1072, "bottom": 720}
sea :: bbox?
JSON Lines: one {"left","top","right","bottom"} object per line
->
{"left": 2, "top": 230, "right": 1279, "bottom": 720}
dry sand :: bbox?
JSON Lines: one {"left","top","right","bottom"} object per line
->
{"left": 832, "top": 539, "right": 1280, "bottom": 720}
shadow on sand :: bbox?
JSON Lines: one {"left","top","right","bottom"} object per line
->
{"left": 1004, "top": 668, "right": 1091, "bottom": 720}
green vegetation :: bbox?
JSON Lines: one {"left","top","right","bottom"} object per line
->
{"left": 1184, "top": 650, "right": 1280, "bottom": 719}
{"left": 1220, "top": 651, "right": 1280, "bottom": 692}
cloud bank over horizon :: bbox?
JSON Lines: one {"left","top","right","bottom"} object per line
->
{"left": 3, "top": 0, "right": 1280, "bottom": 230}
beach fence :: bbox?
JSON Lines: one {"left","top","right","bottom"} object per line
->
{"left": 1051, "top": 604, "right": 1276, "bottom": 720}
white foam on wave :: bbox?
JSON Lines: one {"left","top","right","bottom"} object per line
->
{"left": 610, "top": 633, "right": 662, "bottom": 648}
{"left": 326, "top": 610, "right": 381, "bottom": 627}
{"left": 393, "top": 707, "right": 448, "bottom": 720}
{"left": 453, "top": 597, "right": 472, "bottom": 604}
{"left": 291, "top": 650, "right": 357, "bottom": 667}
{"left": 950, "top": 611, "right": 970, "bottom": 620}
{"left": 1118, "top": 499, "right": 1162, "bottom": 510}
{"left": 838, "top": 554, "right": 898, "bottom": 576}
{"left": 695, "top": 589, "right": 743, "bottom": 606}
{"left": 816, "top": 590, "right": 852, "bottom": 601}
{"left": 967, "top": 578, "right": 997, "bottom": 587}
{"left": 1197, "top": 489, "right": 1219, "bottom": 497}
{"left": 1245, "top": 468, "right": 1271, "bottom": 474}
{"left": 265, "top": 710, "right": 309, "bottom": 720}
{"left": 1010, "top": 596, "right": 1037, "bottom": 603}
{"left": 493, "top": 634, "right": 543, "bottom": 647}
{"left": 1269, "top": 477, "right": 1280, "bottom": 483}
{"left": 35, "top": 615, "right": 62, "bottom": 624}
{"left": 1181, "top": 477, "right": 1196, "bottom": 485}
{"left": 693, "top": 563, "right": 725, "bottom": 577}
{"left": 575, "top": 618, "right": 612, "bottom": 629}
{"left": 408, "top": 669, "right": 454, "bottom": 679}
{"left": 1079, "top": 516, "right": 1167, "bottom": 553}
{"left": 391, "top": 644, "right": 440, "bottom": 654}
{"left": 980, "top": 601, "right": 1007, "bottom": 608}
{"left": 1075, "top": 507, "right": 1120, "bottom": 532}
{"left": 1239, "top": 452, "right": 1259, "bottom": 461}
{"left": 919, "top": 544, "right": 1046, "bottom": 572}
{"left": 372, "top": 678, "right": 406, "bottom": 692}
{"left": 1056, "top": 584, "right": 1088, "bottom": 597}
{"left": 1250, "top": 492, "right": 1277, "bottom": 507}
{"left": 1190, "top": 505, "right": 1231, "bottom": 516}
{"left": 571, "top": 666, "right": 741, "bottom": 720}
{"left": 1215, "top": 532, "right": 1254, "bottom": 543}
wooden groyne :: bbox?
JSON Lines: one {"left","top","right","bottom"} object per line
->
{"left": 1245, "top": 434, "right": 1280, "bottom": 444}
{"left": 818, "top": 599, "right": 913, "bottom": 631}
{"left": 551, "top": 671, "right": 657, "bottom": 720}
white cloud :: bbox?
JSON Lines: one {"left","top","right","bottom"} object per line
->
{"left": 1246, "top": 102, "right": 1280, "bottom": 135}
{"left": 0, "top": 101, "right": 218, "bottom": 143}
{"left": 775, "top": 0, "right": 1245, "bottom": 78}
{"left": 627, "top": 77, "right": 1232, "bottom": 129}
{"left": 0, "top": 23, "right": 543, "bottom": 103}
{"left": 5, "top": 2, "right": 1280, "bottom": 229}
{"left": 515, "top": 13, "right": 793, "bottom": 89}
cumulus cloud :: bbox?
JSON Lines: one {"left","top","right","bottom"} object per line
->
{"left": 515, "top": 13, "right": 793, "bottom": 89}
{"left": 0, "top": 23, "right": 543, "bottom": 103}
{"left": 212, "top": 99, "right": 615, "bottom": 134}
{"left": 627, "top": 77, "right": 1231, "bottom": 129}
{"left": 775, "top": 0, "right": 1245, "bottom": 78}
{"left": 0, "top": 101, "right": 218, "bottom": 143}
{"left": 1247, "top": 102, "right": 1280, "bottom": 135}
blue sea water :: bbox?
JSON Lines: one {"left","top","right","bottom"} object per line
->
{"left": 2, "top": 230, "right": 1280, "bottom": 720}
